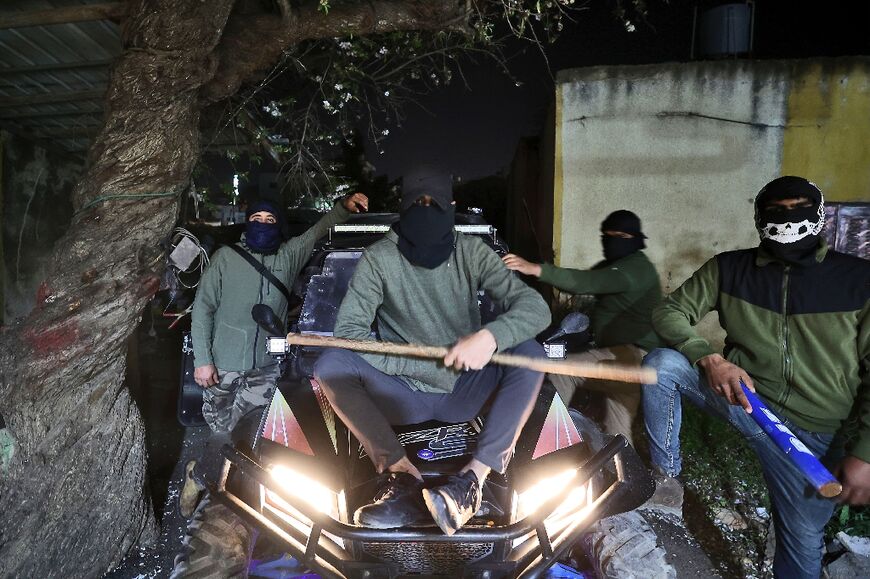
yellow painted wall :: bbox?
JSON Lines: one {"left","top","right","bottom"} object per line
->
{"left": 781, "top": 61, "right": 870, "bottom": 201}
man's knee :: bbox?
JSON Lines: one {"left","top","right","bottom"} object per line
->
{"left": 643, "top": 348, "right": 690, "bottom": 387}
{"left": 509, "top": 339, "right": 545, "bottom": 359}
{"left": 313, "top": 348, "right": 358, "bottom": 383}
{"left": 643, "top": 347, "right": 687, "bottom": 369}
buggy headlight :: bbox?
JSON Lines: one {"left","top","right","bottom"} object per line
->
{"left": 517, "top": 469, "right": 584, "bottom": 518}
{"left": 270, "top": 464, "right": 335, "bottom": 514}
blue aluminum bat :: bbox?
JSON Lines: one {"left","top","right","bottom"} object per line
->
{"left": 741, "top": 382, "right": 842, "bottom": 498}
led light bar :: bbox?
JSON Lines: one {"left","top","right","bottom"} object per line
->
{"left": 331, "top": 224, "right": 493, "bottom": 235}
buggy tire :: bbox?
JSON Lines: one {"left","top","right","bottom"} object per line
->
{"left": 170, "top": 495, "right": 255, "bottom": 579}
{"left": 585, "top": 511, "right": 675, "bottom": 579}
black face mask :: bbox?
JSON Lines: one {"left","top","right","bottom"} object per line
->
{"left": 754, "top": 176, "right": 825, "bottom": 268}
{"left": 395, "top": 204, "right": 455, "bottom": 268}
{"left": 602, "top": 235, "right": 644, "bottom": 262}
{"left": 245, "top": 221, "right": 282, "bottom": 254}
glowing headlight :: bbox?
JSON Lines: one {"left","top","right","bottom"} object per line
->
{"left": 517, "top": 469, "right": 584, "bottom": 518}
{"left": 270, "top": 465, "right": 335, "bottom": 514}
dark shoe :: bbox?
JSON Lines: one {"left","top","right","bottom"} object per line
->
{"left": 422, "top": 470, "right": 482, "bottom": 535}
{"left": 639, "top": 469, "right": 683, "bottom": 517}
{"left": 353, "top": 472, "right": 432, "bottom": 528}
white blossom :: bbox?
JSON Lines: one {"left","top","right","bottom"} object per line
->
{"left": 262, "top": 103, "right": 281, "bottom": 118}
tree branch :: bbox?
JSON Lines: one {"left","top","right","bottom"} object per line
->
{"left": 203, "top": 0, "right": 471, "bottom": 103}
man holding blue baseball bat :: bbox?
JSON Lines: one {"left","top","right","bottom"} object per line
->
{"left": 642, "top": 176, "right": 870, "bottom": 579}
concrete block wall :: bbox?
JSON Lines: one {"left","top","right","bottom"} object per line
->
{"left": 553, "top": 57, "right": 870, "bottom": 346}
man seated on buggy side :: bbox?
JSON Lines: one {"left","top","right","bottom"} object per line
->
{"left": 502, "top": 210, "right": 663, "bottom": 446}
{"left": 314, "top": 167, "right": 551, "bottom": 535}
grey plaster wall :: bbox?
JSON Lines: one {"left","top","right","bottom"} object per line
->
{"left": 554, "top": 60, "right": 802, "bottom": 346}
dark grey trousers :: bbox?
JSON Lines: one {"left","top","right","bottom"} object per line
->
{"left": 313, "top": 340, "right": 545, "bottom": 474}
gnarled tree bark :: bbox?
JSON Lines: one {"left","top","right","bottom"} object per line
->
{"left": 0, "top": 1, "right": 468, "bottom": 576}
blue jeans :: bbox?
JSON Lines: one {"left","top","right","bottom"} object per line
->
{"left": 642, "top": 348, "right": 843, "bottom": 579}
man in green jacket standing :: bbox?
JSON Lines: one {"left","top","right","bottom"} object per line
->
{"left": 314, "top": 168, "right": 550, "bottom": 535}
{"left": 191, "top": 192, "right": 367, "bottom": 434}
{"left": 643, "top": 176, "right": 870, "bottom": 578}
{"left": 502, "top": 210, "right": 662, "bottom": 444}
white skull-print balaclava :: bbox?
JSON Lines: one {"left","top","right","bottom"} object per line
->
{"left": 754, "top": 176, "right": 825, "bottom": 267}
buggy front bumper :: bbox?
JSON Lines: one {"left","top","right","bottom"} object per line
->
{"left": 209, "top": 436, "right": 640, "bottom": 579}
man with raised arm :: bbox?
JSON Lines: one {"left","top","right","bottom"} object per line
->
{"left": 191, "top": 193, "right": 367, "bottom": 434}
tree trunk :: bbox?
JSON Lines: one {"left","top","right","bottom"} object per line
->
{"left": 0, "top": 1, "right": 468, "bottom": 576}
{"left": 0, "top": 2, "right": 235, "bottom": 575}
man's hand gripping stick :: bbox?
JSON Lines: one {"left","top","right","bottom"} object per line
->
{"left": 741, "top": 381, "right": 842, "bottom": 498}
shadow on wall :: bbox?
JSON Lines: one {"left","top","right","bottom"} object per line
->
{"left": 1, "top": 131, "right": 82, "bottom": 324}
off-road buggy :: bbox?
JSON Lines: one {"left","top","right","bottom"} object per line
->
{"left": 171, "top": 212, "right": 656, "bottom": 579}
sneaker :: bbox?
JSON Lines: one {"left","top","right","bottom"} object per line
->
{"left": 422, "top": 470, "right": 482, "bottom": 535}
{"left": 640, "top": 469, "right": 684, "bottom": 516}
{"left": 353, "top": 472, "right": 432, "bottom": 528}
{"left": 179, "top": 460, "right": 205, "bottom": 518}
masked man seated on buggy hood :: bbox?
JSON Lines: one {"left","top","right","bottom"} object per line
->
{"left": 314, "top": 167, "right": 551, "bottom": 535}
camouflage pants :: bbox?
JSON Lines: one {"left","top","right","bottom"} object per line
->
{"left": 202, "top": 364, "right": 281, "bottom": 434}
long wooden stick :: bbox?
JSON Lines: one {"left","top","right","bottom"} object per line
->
{"left": 286, "top": 333, "right": 658, "bottom": 384}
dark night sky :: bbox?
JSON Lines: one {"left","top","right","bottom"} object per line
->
{"left": 367, "top": 0, "right": 870, "bottom": 183}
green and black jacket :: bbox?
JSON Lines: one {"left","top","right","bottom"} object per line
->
{"left": 653, "top": 242, "right": 870, "bottom": 461}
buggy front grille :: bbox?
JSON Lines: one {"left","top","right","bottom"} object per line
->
{"left": 362, "top": 539, "right": 494, "bottom": 575}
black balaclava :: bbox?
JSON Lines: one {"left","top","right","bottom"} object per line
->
{"left": 245, "top": 199, "right": 285, "bottom": 254}
{"left": 395, "top": 168, "right": 455, "bottom": 268}
{"left": 754, "top": 176, "right": 825, "bottom": 267}
{"left": 600, "top": 210, "right": 647, "bottom": 262}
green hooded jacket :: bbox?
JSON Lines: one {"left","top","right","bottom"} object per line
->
{"left": 191, "top": 202, "right": 350, "bottom": 371}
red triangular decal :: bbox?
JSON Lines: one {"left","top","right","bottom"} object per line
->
{"left": 261, "top": 389, "right": 314, "bottom": 455}
{"left": 532, "top": 394, "right": 582, "bottom": 459}
{"left": 311, "top": 379, "right": 337, "bottom": 452}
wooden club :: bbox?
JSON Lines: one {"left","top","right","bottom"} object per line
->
{"left": 285, "top": 333, "right": 657, "bottom": 384}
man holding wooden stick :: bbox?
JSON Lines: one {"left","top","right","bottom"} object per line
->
{"left": 314, "top": 167, "right": 551, "bottom": 535}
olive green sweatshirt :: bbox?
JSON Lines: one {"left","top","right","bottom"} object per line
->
{"left": 334, "top": 231, "right": 551, "bottom": 392}
{"left": 191, "top": 202, "right": 350, "bottom": 371}
{"left": 538, "top": 251, "right": 663, "bottom": 351}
